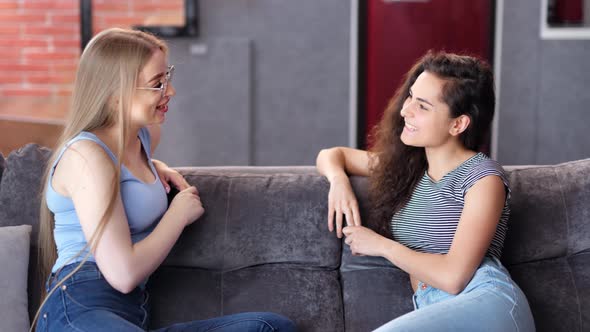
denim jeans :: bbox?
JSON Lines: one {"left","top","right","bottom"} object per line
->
{"left": 373, "top": 257, "right": 535, "bottom": 332}
{"left": 36, "top": 262, "right": 297, "bottom": 332}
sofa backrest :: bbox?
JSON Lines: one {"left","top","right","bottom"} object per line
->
{"left": 501, "top": 161, "right": 590, "bottom": 332}
{"left": 0, "top": 143, "right": 588, "bottom": 332}
{"left": 0, "top": 145, "right": 346, "bottom": 330}
{"left": 147, "top": 167, "right": 344, "bottom": 330}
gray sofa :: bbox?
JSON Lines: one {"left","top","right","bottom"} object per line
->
{"left": 0, "top": 144, "right": 589, "bottom": 331}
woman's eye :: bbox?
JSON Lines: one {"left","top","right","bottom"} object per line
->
{"left": 419, "top": 104, "right": 428, "bottom": 110}
{"left": 153, "top": 82, "right": 164, "bottom": 89}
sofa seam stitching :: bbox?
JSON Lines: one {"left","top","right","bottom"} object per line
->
{"left": 565, "top": 255, "right": 583, "bottom": 331}
{"left": 554, "top": 166, "right": 582, "bottom": 330}
{"left": 220, "top": 178, "right": 232, "bottom": 316}
{"left": 554, "top": 166, "right": 571, "bottom": 256}
{"left": 179, "top": 173, "right": 322, "bottom": 180}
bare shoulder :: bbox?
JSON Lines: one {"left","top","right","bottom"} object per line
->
{"left": 52, "top": 140, "right": 117, "bottom": 196}
{"left": 465, "top": 175, "right": 506, "bottom": 202}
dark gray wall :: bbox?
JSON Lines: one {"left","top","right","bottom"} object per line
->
{"left": 497, "top": 1, "right": 590, "bottom": 165}
{"left": 156, "top": 1, "right": 590, "bottom": 167}
{"left": 155, "top": 0, "right": 350, "bottom": 166}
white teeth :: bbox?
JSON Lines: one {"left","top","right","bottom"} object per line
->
{"left": 405, "top": 123, "right": 417, "bottom": 131}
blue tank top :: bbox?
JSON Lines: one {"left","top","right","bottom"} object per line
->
{"left": 47, "top": 127, "right": 168, "bottom": 272}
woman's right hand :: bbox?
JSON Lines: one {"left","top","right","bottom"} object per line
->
{"left": 328, "top": 174, "right": 361, "bottom": 238}
{"left": 169, "top": 186, "right": 205, "bottom": 226}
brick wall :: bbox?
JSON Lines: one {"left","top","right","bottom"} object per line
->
{"left": 0, "top": 0, "right": 183, "bottom": 119}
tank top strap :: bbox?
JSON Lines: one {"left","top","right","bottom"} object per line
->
{"left": 50, "top": 131, "right": 119, "bottom": 177}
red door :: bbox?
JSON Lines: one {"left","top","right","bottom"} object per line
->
{"left": 361, "top": 0, "right": 494, "bottom": 149}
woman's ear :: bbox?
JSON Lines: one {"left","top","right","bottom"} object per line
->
{"left": 450, "top": 115, "right": 470, "bottom": 136}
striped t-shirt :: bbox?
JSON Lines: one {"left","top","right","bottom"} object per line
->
{"left": 390, "top": 153, "right": 510, "bottom": 260}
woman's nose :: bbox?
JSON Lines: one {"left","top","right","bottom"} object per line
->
{"left": 400, "top": 101, "right": 414, "bottom": 118}
{"left": 166, "top": 82, "right": 176, "bottom": 97}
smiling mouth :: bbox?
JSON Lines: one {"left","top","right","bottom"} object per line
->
{"left": 156, "top": 103, "right": 168, "bottom": 112}
{"left": 157, "top": 97, "right": 170, "bottom": 110}
{"left": 405, "top": 123, "right": 418, "bottom": 132}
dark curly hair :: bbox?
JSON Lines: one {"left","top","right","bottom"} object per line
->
{"left": 367, "top": 50, "right": 496, "bottom": 237}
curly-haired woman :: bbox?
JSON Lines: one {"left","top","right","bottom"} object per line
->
{"left": 316, "top": 51, "right": 535, "bottom": 331}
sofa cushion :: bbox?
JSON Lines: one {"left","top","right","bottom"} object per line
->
{"left": 154, "top": 167, "right": 344, "bottom": 330}
{"left": 502, "top": 158, "right": 590, "bottom": 331}
{"left": 148, "top": 266, "right": 343, "bottom": 331}
{"left": 503, "top": 159, "right": 590, "bottom": 264}
{"left": 0, "top": 225, "right": 32, "bottom": 332}
{"left": 502, "top": 165, "right": 567, "bottom": 264}
{"left": 508, "top": 255, "right": 589, "bottom": 332}
{"left": 341, "top": 245, "right": 414, "bottom": 331}
{"left": 164, "top": 167, "right": 341, "bottom": 270}
{"left": 340, "top": 176, "right": 414, "bottom": 331}
{"left": 0, "top": 144, "right": 51, "bottom": 240}
{"left": 0, "top": 144, "right": 52, "bottom": 321}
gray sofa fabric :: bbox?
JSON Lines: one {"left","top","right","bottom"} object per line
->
{"left": 0, "top": 153, "right": 5, "bottom": 183}
{"left": 502, "top": 161, "right": 590, "bottom": 332}
{"left": 0, "top": 144, "right": 588, "bottom": 331}
{"left": 149, "top": 169, "right": 344, "bottom": 330}
{"left": 0, "top": 144, "right": 51, "bottom": 322}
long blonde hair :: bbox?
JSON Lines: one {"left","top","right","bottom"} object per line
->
{"left": 34, "top": 28, "right": 167, "bottom": 328}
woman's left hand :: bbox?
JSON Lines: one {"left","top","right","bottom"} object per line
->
{"left": 152, "top": 159, "right": 190, "bottom": 193}
{"left": 342, "top": 225, "right": 388, "bottom": 257}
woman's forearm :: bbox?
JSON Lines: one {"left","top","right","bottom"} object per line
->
{"left": 380, "top": 241, "right": 472, "bottom": 295}
{"left": 316, "top": 148, "right": 348, "bottom": 182}
{"left": 103, "top": 210, "right": 186, "bottom": 293}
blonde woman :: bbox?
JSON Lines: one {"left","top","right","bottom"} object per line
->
{"left": 35, "top": 28, "right": 296, "bottom": 332}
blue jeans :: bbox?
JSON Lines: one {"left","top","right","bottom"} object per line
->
{"left": 36, "top": 262, "right": 297, "bottom": 332}
{"left": 373, "top": 257, "right": 535, "bottom": 332}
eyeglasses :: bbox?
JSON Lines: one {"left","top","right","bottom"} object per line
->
{"left": 137, "top": 65, "right": 175, "bottom": 97}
